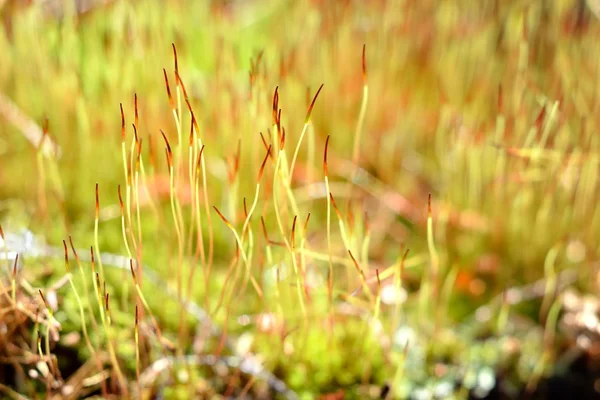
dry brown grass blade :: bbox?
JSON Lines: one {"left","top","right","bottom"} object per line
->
{"left": 0, "top": 92, "right": 60, "bottom": 157}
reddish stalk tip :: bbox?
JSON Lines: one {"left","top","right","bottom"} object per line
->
{"left": 134, "top": 93, "right": 139, "bottom": 128}
{"left": 0, "top": 224, "right": 4, "bottom": 240}
{"left": 376, "top": 269, "right": 381, "bottom": 291}
{"left": 260, "top": 216, "right": 269, "bottom": 242}
{"left": 189, "top": 114, "right": 195, "bottom": 147}
{"left": 90, "top": 247, "right": 95, "bottom": 265}
{"left": 272, "top": 87, "right": 279, "bottom": 125}
{"left": 257, "top": 145, "right": 272, "bottom": 182}
{"left": 62, "top": 240, "right": 69, "bottom": 273}
{"left": 427, "top": 194, "right": 432, "bottom": 216}
{"left": 188, "top": 102, "right": 200, "bottom": 134}
{"left": 348, "top": 250, "right": 360, "bottom": 272}
{"left": 135, "top": 305, "right": 139, "bottom": 327}
{"left": 196, "top": 145, "right": 205, "bottom": 173}
{"left": 120, "top": 103, "right": 125, "bottom": 142}
{"left": 259, "top": 132, "right": 268, "bottom": 152}
{"left": 129, "top": 259, "right": 137, "bottom": 283}
{"left": 305, "top": 83, "right": 324, "bottom": 124}
{"left": 279, "top": 124, "right": 285, "bottom": 149}
{"left": 290, "top": 215, "right": 297, "bottom": 249}
{"left": 68, "top": 236, "right": 79, "bottom": 262}
{"left": 118, "top": 185, "right": 124, "bottom": 213}
{"left": 177, "top": 72, "right": 190, "bottom": 101}
{"left": 303, "top": 213, "right": 311, "bottom": 236}
{"left": 136, "top": 138, "right": 143, "bottom": 167}
{"left": 160, "top": 130, "right": 173, "bottom": 167}
{"left": 362, "top": 44, "right": 367, "bottom": 83}
{"left": 95, "top": 183, "right": 100, "bottom": 218}
{"left": 95, "top": 273, "right": 101, "bottom": 296}
{"left": 324, "top": 135, "right": 330, "bottom": 176}
{"left": 213, "top": 206, "right": 231, "bottom": 227}
{"left": 132, "top": 124, "right": 139, "bottom": 143}
{"left": 329, "top": 193, "right": 341, "bottom": 219}
{"left": 12, "top": 254, "right": 18, "bottom": 278}
{"left": 163, "top": 69, "right": 175, "bottom": 110}
{"left": 39, "top": 289, "right": 49, "bottom": 310}
{"left": 172, "top": 43, "right": 179, "bottom": 76}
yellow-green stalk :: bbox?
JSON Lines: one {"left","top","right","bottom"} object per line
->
{"left": 172, "top": 45, "right": 184, "bottom": 177}
{"left": 419, "top": 194, "right": 438, "bottom": 320}
{"left": 226, "top": 139, "right": 241, "bottom": 225}
{"left": 192, "top": 144, "right": 209, "bottom": 306}
{"left": 189, "top": 107, "right": 214, "bottom": 288}
{"left": 239, "top": 146, "right": 271, "bottom": 253}
{"left": 186, "top": 118, "right": 197, "bottom": 257}
{"left": 36, "top": 328, "right": 51, "bottom": 396}
{"left": 62, "top": 241, "right": 104, "bottom": 389}
{"left": 324, "top": 136, "right": 334, "bottom": 326}
{"left": 288, "top": 84, "right": 324, "bottom": 185}
{"left": 362, "top": 269, "right": 381, "bottom": 383}
{"left": 118, "top": 186, "right": 133, "bottom": 260}
{"left": 160, "top": 130, "right": 186, "bottom": 347}
{"left": 11, "top": 255, "right": 18, "bottom": 304}
{"left": 270, "top": 145, "right": 306, "bottom": 308}
{"left": 289, "top": 216, "right": 307, "bottom": 319}
{"left": 260, "top": 217, "right": 274, "bottom": 266}
{"left": 134, "top": 137, "right": 144, "bottom": 249}
{"left": 93, "top": 184, "right": 106, "bottom": 288}
{"left": 120, "top": 104, "right": 136, "bottom": 255}
{"left": 427, "top": 194, "right": 440, "bottom": 277}
{"left": 129, "top": 260, "right": 165, "bottom": 343}
{"left": 164, "top": 68, "right": 186, "bottom": 245}
{"left": 135, "top": 305, "right": 141, "bottom": 397}
{"left": 239, "top": 198, "right": 256, "bottom": 294}
{"left": 329, "top": 192, "right": 353, "bottom": 263}
{"left": 68, "top": 238, "right": 107, "bottom": 397}
{"left": 351, "top": 45, "right": 368, "bottom": 168}
{"left": 348, "top": 250, "right": 374, "bottom": 301}
{"left": 540, "top": 245, "right": 560, "bottom": 322}
{"left": 213, "top": 206, "right": 263, "bottom": 299}
{"left": 99, "top": 289, "right": 127, "bottom": 394}
{"left": 89, "top": 249, "right": 106, "bottom": 325}
{"left": 392, "top": 342, "right": 410, "bottom": 398}
{"left": 38, "top": 290, "right": 55, "bottom": 380}
{"left": 89, "top": 247, "right": 126, "bottom": 393}
{"left": 299, "top": 213, "right": 311, "bottom": 306}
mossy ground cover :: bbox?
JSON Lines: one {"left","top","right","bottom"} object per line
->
{"left": 0, "top": 0, "right": 599, "bottom": 398}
